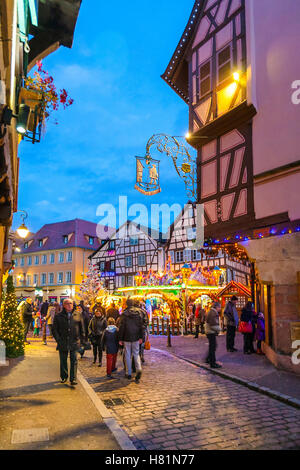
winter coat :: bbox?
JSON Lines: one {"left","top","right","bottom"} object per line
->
{"left": 118, "top": 307, "right": 144, "bottom": 343}
{"left": 88, "top": 316, "right": 107, "bottom": 344}
{"left": 240, "top": 307, "right": 253, "bottom": 324}
{"left": 34, "top": 316, "right": 41, "bottom": 328}
{"left": 224, "top": 301, "right": 239, "bottom": 327}
{"left": 205, "top": 308, "right": 221, "bottom": 335}
{"left": 101, "top": 325, "right": 119, "bottom": 355}
{"left": 46, "top": 306, "right": 56, "bottom": 325}
{"left": 140, "top": 308, "right": 149, "bottom": 341}
{"left": 40, "top": 301, "right": 49, "bottom": 317}
{"left": 254, "top": 314, "right": 265, "bottom": 341}
{"left": 106, "top": 307, "right": 119, "bottom": 321}
{"left": 22, "top": 302, "right": 33, "bottom": 322}
{"left": 195, "top": 307, "right": 205, "bottom": 326}
{"left": 52, "top": 309, "right": 82, "bottom": 352}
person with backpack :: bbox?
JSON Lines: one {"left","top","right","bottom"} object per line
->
{"left": 118, "top": 298, "right": 144, "bottom": 383}
{"left": 88, "top": 305, "right": 107, "bottom": 366}
{"left": 102, "top": 318, "right": 119, "bottom": 378}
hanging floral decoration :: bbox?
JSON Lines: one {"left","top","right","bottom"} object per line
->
{"left": 24, "top": 60, "right": 74, "bottom": 125}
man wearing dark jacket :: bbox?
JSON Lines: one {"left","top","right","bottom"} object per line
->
{"left": 52, "top": 299, "right": 81, "bottom": 386}
{"left": 224, "top": 295, "right": 239, "bottom": 352}
{"left": 22, "top": 298, "right": 34, "bottom": 344}
{"left": 118, "top": 298, "right": 144, "bottom": 383}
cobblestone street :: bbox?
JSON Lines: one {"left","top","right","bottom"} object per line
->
{"left": 79, "top": 347, "right": 300, "bottom": 450}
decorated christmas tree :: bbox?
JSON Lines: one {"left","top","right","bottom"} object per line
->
{"left": 77, "top": 261, "right": 108, "bottom": 307}
{"left": 0, "top": 275, "right": 25, "bottom": 358}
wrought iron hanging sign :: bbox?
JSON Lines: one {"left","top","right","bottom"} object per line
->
{"left": 134, "top": 133, "right": 196, "bottom": 200}
{"left": 135, "top": 155, "right": 161, "bottom": 196}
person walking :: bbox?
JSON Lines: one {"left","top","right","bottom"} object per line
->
{"left": 194, "top": 304, "right": 206, "bottom": 338}
{"left": 88, "top": 305, "right": 107, "bottom": 366}
{"left": 255, "top": 312, "right": 265, "bottom": 355}
{"left": 33, "top": 312, "right": 41, "bottom": 337}
{"left": 40, "top": 300, "right": 49, "bottom": 320}
{"left": 224, "top": 295, "right": 239, "bottom": 352}
{"left": 52, "top": 299, "right": 81, "bottom": 386}
{"left": 205, "top": 302, "right": 222, "bottom": 369}
{"left": 21, "top": 298, "right": 34, "bottom": 344}
{"left": 139, "top": 302, "right": 149, "bottom": 363}
{"left": 73, "top": 304, "right": 87, "bottom": 359}
{"left": 118, "top": 298, "right": 144, "bottom": 383}
{"left": 240, "top": 301, "right": 255, "bottom": 354}
{"left": 102, "top": 318, "right": 119, "bottom": 378}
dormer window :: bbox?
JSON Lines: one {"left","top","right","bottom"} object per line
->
{"left": 24, "top": 242, "right": 28, "bottom": 249}
{"left": 89, "top": 236, "right": 94, "bottom": 245}
{"left": 63, "top": 235, "right": 68, "bottom": 244}
{"left": 38, "top": 239, "right": 43, "bottom": 247}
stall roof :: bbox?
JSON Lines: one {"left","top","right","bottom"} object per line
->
{"left": 217, "top": 281, "right": 251, "bottom": 298}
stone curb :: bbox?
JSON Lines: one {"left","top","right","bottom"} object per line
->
{"left": 154, "top": 348, "right": 300, "bottom": 410}
{"left": 77, "top": 370, "right": 136, "bottom": 450}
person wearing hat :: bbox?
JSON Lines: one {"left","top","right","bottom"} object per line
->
{"left": 224, "top": 295, "right": 239, "bottom": 352}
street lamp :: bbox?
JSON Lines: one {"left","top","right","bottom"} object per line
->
{"left": 16, "top": 210, "right": 30, "bottom": 239}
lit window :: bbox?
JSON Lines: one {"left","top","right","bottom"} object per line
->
{"left": 57, "top": 272, "right": 63, "bottom": 284}
{"left": 218, "top": 44, "right": 232, "bottom": 84}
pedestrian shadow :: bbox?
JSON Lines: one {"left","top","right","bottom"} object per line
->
{"left": 10, "top": 421, "right": 119, "bottom": 450}
{"left": 0, "top": 381, "right": 65, "bottom": 398}
{"left": 0, "top": 397, "right": 52, "bottom": 411}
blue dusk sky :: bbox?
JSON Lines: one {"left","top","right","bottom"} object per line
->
{"left": 15, "top": 0, "right": 196, "bottom": 234}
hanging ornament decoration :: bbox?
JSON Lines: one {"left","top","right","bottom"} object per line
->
{"left": 134, "top": 133, "right": 196, "bottom": 200}
{"left": 135, "top": 155, "right": 161, "bottom": 195}
{"left": 77, "top": 261, "right": 108, "bottom": 308}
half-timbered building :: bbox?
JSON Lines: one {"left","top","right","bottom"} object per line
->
{"left": 166, "top": 202, "right": 250, "bottom": 285}
{"left": 162, "top": 0, "right": 300, "bottom": 373}
{"left": 90, "top": 221, "right": 166, "bottom": 293}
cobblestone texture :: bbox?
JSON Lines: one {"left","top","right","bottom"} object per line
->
{"left": 78, "top": 348, "right": 300, "bottom": 450}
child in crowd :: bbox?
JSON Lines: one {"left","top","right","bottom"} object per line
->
{"left": 255, "top": 312, "right": 265, "bottom": 355}
{"left": 33, "top": 312, "right": 41, "bottom": 337}
{"left": 101, "top": 318, "right": 119, "bottom": 378}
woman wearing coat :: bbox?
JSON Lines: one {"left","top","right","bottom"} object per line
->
{"left": 88, "top": 305, "right": 107, "bottom": 366}
{"left": 240, "top": 301, "right": 255, "bottom": 354}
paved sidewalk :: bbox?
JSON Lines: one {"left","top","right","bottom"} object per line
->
{"left": 150, "top": 333, "right": 300, "bottom": 401}
{"left": 0, "top": 337, "right": 120, "bottom": 450}
{"left": 78, "top": 346, "right": 300, "bottom": 450}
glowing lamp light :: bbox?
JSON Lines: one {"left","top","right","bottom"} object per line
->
{"left": 233, "top": 72, "right": 241, "bottom": 82}
{"left": 17, "top": 223, "right": 29, "bottom": 239}
{"left": 226, "top": 82, "right": 238, "bottom": 97}
{"left": 16, "top": 104, "right": 30, "bottom": 135}
{"left": 185, "top": 132, "right": 191, "bottom": 139}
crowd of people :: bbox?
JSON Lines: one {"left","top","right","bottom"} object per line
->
{"left": 18, "top": 294, "right": 266, "bottom": 385}
{"left": 17, "top": 297, "right": 149, "bottom": 387}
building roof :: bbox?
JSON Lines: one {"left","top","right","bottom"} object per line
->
{"left": 161, "top": 0, "right": 206, "bottom": 104}
{"left": 15, "top": 219, "right": 115, "bottom": 254}
{"left": 89, "top": 220, "right": 167, "bottom": 259}
{"left": 28, "top": 0, "right": 82, "bottom": 70}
